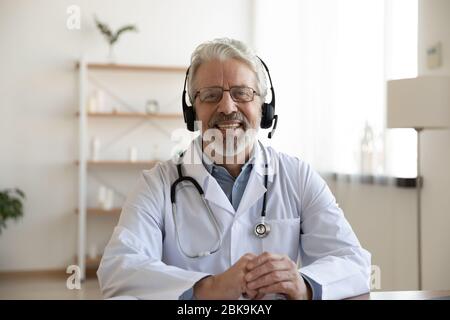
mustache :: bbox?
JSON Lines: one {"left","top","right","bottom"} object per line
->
{"left": 208, "top": 112, "right": 250, "bottom": 129}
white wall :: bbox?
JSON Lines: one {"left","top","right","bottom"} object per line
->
{"left": 0, "top": 0, "right": 253, "bottom": 271}
{"left": 418, "top": 0, "right": 450, "bottom": 290}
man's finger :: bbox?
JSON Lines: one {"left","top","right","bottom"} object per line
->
{"left": 237, "top": 253, "right": 258, "bottom": 268}
{"left": 245, "top": 260, "right": 290, "bottom": 282}
{"left": 253, "top": 292, "right": 266, "bottom": 300}
{"left": 243, "top": 288, "right": 258, "bottom": 299}
{"left": 246, "top": 252, "right": 284, "bottom": 270}
{"left": 247, "top": 270, "right": 294, "bottom": 290}
{"left": 257, "top": 280, "right": 295, "bottom": 297}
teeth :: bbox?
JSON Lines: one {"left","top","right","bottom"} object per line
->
{"left": 217, "top": 123, "right": 241, "bottom": 129}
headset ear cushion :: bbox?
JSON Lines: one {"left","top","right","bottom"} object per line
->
{"left": 185, "top": 107, "right": 196, "bottom": 132}
{"left": 182, "top": 90, "right": 198, "bottom": 132}
{"left": 260, "top": 103, "right": 274, "bottom": 129}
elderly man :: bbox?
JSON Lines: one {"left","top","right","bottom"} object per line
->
{"left": 97, "top": 38, "right": 371, "bottom": 300}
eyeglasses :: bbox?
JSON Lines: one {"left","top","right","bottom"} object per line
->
{"left": 194, "top": 86, "right": 260, "bottom": 103}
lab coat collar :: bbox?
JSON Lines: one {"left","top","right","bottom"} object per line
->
{"left": 202, "top": 142, "right": 255, "bottom": 177}
{"left": 177, "top": 136, "right": 234, "bottom": 213}
{"left": 235, "top": 139, "right": 275, "bottom": 217}
{"left": 252, "top": 139, "right": 275, "bottom": 183}
{"left": 177, "top": 136, "right": 275, "bottom": 215}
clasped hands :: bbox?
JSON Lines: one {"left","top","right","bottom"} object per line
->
{"left": 193, "top": 252, "right": 311, "bottom": 300}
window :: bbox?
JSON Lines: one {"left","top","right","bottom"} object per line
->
{"left": 384, "top": 0, "right": 418, "bottom": 178}
{"left": 254, "top": 0, "right": 418, "bottom": 177}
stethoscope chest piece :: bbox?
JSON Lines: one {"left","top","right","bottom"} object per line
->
{"left": 254, "top": 221, "right": 271, "bottom": 238}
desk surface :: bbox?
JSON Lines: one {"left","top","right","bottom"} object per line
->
{"left": 349, "top": 290, "right": 450, "bottom": 300}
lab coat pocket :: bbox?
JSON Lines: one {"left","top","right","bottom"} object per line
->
{"left": 261, "top": 218, "right": 300, "bottom": 262}
{"left": 171, "top": 184, "right": 223, "bottom": 258}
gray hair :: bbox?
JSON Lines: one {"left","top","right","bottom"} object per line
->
{"left": 187, "top": 38, "right": 268, "bottom": 104}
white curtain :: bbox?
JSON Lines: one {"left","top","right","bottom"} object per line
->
{"left": 253, "top": 0, "right": 417, "bottom": 177}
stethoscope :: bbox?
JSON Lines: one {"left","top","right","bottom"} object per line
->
{"left": 170, "top": 141, "right": 271, "bottom": 258}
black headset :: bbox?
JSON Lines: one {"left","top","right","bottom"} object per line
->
{"left": 181, "top": 57, "right": 279, "bottom": 139}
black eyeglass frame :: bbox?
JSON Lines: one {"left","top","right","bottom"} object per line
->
{"left": 194, "top": 86, "right": 260, "bottom": 103}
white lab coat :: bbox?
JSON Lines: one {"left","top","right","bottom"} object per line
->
{"left": 97, "top": 139, "right": 371, "bottom": 300}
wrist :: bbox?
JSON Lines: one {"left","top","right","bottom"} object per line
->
{"left": 305, "top": 280, "right": 312, "bottom": 300}
{"left": 193, "top": 275, "right": 215, "bottom": 299}
{"left": 290, "top": 276, "right": 312, "bottom": 300}
{"left": 301, "top": 276, "right": 313, "bottom": 300}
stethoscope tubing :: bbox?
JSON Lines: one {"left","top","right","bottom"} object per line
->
{"left": 171, "top": 141, "right": 270, "bottom": 258}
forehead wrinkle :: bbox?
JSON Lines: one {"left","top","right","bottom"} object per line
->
{"left": 195, "top": 59, "right": 257, "bottom": 90}
{"left": 195, "top": 60, "right": 224, "bottom": 90}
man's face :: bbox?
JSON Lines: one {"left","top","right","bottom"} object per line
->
{"left": 193, "top": 58, "right": 261, "bottom": 158}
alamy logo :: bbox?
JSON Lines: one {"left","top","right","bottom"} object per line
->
{"left": 66, "top": 5, "right": 81, "bottom": 30}
{"left": 371, "top": 265, "right": 381, "bottom": 290}
{"left": 66, "top": 265, "right": 81, "bottom": 290}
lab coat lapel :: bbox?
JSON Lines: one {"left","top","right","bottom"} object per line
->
{"left": 203, "top": 178, "right": 235, "bottom": 214}
{"left": 181, "top": 138, "right": 235, "bottom": 214}
{"left": 236, "top": 141, "right": 275, "bottom": 217}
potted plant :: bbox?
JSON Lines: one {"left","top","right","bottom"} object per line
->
{"left": 0, "top": 188, "right": 25, "bottom": 234}
{"left": 94, "top": 15, "right": 138, "bottom": 62}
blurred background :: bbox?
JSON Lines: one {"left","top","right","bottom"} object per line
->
{"left": 0, "top": 0, "right": 449, "bottom": 299}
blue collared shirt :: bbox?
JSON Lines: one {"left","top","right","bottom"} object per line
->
{"left": 179, "top": 155, "right": 321, "bottom": 300}
{"left": 203, "top": 159, "right": 253, "bottom": 211}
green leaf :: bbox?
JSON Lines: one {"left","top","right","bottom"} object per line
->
{"left": 15, "top": 188, "right": 25, "bottom": 199}
{"left": 0, "top": 188, "right": 25, "bottom": 234}
{"left": 110, "top": 24, "right": 138, "bottom": 45}
{"left": 94, "top": 15, "right": 113, "bottom": 42}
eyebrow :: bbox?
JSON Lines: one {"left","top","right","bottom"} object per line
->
{"left": 199, "top": 84, "right": 255, "bottom": 89}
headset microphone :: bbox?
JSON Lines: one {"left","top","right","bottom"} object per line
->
{"left": 268, "top": 115, "right": 278, "bottom": 139}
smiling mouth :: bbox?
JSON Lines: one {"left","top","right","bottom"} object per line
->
{"left": 214, "top": 121, "right": 244, "bottom": 130}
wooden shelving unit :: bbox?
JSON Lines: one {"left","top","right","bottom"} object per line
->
{"left": 82, "top": 255, "right": 102, "bottom": 278}
{"left": 76, "top": 62, "right": 187, "bottom": 73}
{"left": 76, "top": 59, "right": 185, "bottom": 280}
{"left": 76, "top": 160, "right": 159, "bottom": 168}
{"left": 86, "top": 255, "right": 101, "bottom": 267}
{"left": 75, "top": 208, "right": 122, "bottom": 215}
{"left": 72, "top": 254, "right": 102, "bottom": 278}
{"left": 76, "top": 111, "right": 183, "bottom": 119}
{"left": 87, "top": 160, "right": 158, "bottom": 167}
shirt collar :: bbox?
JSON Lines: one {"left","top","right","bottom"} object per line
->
{"left": 179, "top": 134, "right": 274, "bottom": 185}
{"left": 200, "top": 138, "right": 256, "bottom": 177}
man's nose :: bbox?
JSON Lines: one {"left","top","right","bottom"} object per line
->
{"left": 216, "top": 90, "right": 238, "bottom": 115}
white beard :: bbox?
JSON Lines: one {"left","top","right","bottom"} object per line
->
{"left": 203, "top": 127, "right": 258, "bottom": 164}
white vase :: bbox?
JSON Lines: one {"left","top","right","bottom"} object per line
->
{"left": 108, "top": 44, "right": 116, "bottom": 63}
{"left": 104, "top": 189, "right": 114, "bottom": 211}
{"left": 98, "top": 186, "right": 107, "bottom": 208}
{"left": 91, "top": 137, "right": 101, "bottom": 161}
{"left": 129, "top": 146, "right": 138, "bottom": 162}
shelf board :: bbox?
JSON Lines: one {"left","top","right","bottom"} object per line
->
{"left": 75, "top": 208, "right": 122, "bottom": 215}
{"left": 74, "top": 255, "right": 101, "bottom": 273}
{"left": 76, "top": 62, "right": 187, "bottom": 73}
{"left": 74, "top": 254, "right": 101, "bottom": 269}
{"left": 76, "top": 160, "right": 159, "bottom": 168}
{"left": 76, "top": 111, "right": 183, "bottom": 119}
{"left": 84, "top": 255, "right": 102, "bottom": 278}
{"left": 86, "top": 256, "right": 101, "bottom": 267}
